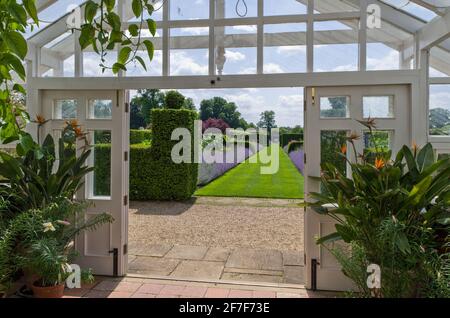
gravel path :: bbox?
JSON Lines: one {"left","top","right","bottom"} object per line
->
{"left": 129, "top": 197, "right": 304, "bottom": 252}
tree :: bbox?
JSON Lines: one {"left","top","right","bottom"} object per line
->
{"left": 183, "top": 98, "right": 196, "bottom": 111}
{"left": 130, "top": 89, "right": 165, "bottom": 128}
{"left": 130, "top": 102, "right": 146, "bottom": 129}
{"left": 321, "top": 97, "right": 348, "bottom": 118}
{"left": 164, "top": 90, "right": 185, "bottom": 109}
{"left": 200, "top": 97, "right": 243, "bottom": 128}
{"left": 257, "top": 111, "right": 277, "bottom": 131}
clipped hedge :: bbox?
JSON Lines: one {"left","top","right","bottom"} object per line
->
{"left": 287, "top": 140, "right": 303, "bottom": 153}
{"left": 130, "top": 129, "right": 151, "bottom": 144}
{"left": 94, "top": 109, "right": 198, "bottom": 201}
{"left": 280, "top": 133, "right": 303, "bottom": 148}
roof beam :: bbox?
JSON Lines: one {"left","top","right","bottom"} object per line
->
{"left": 417, "top": 8, "right": 450, "bottom": 50}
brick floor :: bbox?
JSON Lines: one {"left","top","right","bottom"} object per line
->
{"left": 62, "top": 276, "right": 337, "bottom": 298}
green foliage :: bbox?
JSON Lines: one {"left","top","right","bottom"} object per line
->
{"left": 257, "top": 111, "right": 277, "bottom": 131}
{"left": 200, "top": 97, "right": 249, "bottom": 129}
{"left": 78, "top": 0, "right": 156, "bottom": 74}
{"left": 131, "top": 89, "right": 165, "bottom": 128}
{"left": 130, "top": 129, "right": 152, "bottom": 144}
{"left": 310, "top": 123, "right": 450, "bottom": 297}
{"left": 287, "top": 140, "right": 303, "bottom": 153}
{"left": 164, "top": 90, "right": 185, "bottom": 110}
{"left": 0, "top": 199, "right": 113, "bottom": 288}
{"left": 281, "top": 133, "right": 304, "bottom": 148}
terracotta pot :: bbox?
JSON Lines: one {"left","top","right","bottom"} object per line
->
{"left": 32, "top": 282, "right": 65, "bottom": 298}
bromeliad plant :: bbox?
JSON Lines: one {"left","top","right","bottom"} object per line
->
{"left": 309, "top": 120, "right": 450, "bottom": 298}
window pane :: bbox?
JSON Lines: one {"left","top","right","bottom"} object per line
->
{"left": 129, "top": 0, "right": 163, "bottom": 21}
{"left": 170, "top": 28, "right": 209, "bottom": 76}
{"left": 171, "top": 0, "right": 209, "bottom": 20}
{"left": 363, "top": 130, "right": 391, "bottom": 163}
{"left": 88, "top": 99, "right": 113, "bottom": 120}
{"left": 314, "top": 20, "right": 359, "bottom": 72}
{"left": 84, "top": 51, "right": 117, "bottom": 77}
{"left": 315, "top": 0, "right": 358, "bottom": 13}
{"left": 429, "top": 85, "right": 450, "bottom": 136}
{"left": 264, "top": 0, "right": 307, "bottom": 16}
{"left": 321, "top": 130, "right": 347, "bottom": 175}
{"left": 127, "top": 29, "right": 162, "bottom": 77}
{"left": 215, "top": 25, "right": 257, "bottom": 75}
{"left": 54, "top": 99, "right": 77, "bottom": 119}
{"left": 320, "top": 96, "right": 350, "bottom": 118}
{"left": 264, "top": 23, "right": 306, "bottom": 73}
{"left": 363, "top": 96, "right": 394, "bottom": 118}
{"left": 91, "top": 130, "right": 111, "bottom": 198}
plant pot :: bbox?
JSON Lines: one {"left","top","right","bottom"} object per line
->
{"left": 31, "top": 282, "right": 65, "bottom": 298}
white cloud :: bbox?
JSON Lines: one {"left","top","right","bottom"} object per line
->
{"left": 225, "top": 50, "right": 246, "bottom": 62}
{"left": 367, "top": 50, "right": 400, "bottom": 70}
{"left": 430, "top": 92, "right": 450, "bottom": 110}
{"left": 170, "top": 51, "right": 208, "bottom": 75}
{"left": 180, "top": 27, "right": 209, "bottom": 36}
{"left": 231, "top": 25, "right": 257, "bottom": 33}
{"left": 276, "top": 46, "right": 306, "bottom": 56}
{"left": 264, "top": 63, "right": 284, "bottom": 73}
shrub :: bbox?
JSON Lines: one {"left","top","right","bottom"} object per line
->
{"left": 164, "top": 90, "right": 185, "bottom": 110}
{"left": 130, "top": 129, "right": 151, "bottom": 144}
{"left": 287, "top": 140, "right": 303, "bottom": 153}
{"left": 202, "top": 118, "right": 230, "bottom": 133}
{"left": 280, "top": 133, "right": 303, "bottom": 148}
{"left": 95, "top": 109, "right": 198, "bottom": 201}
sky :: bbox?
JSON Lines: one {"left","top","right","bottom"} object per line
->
{"left": 31, "top": 0, "right": 450, "bottom": 127}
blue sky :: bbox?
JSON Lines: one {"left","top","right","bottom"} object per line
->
{"left": 33, "top": 0, "right": 449, "bottom": 126}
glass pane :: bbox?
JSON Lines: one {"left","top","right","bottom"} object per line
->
{"left": 321, "top": 130, "right": 348, "bottom": 176}
{"left": 127, "top": 29, "right": 162, "bottom": 77}
{"left": 363, "top": 96, "right": 394, "bottom": 118}
{"left": 91, "top": 130, "right": 111, "bottom": 197}
{"left": 429, "top": 85, "right": 450, "bottom": 136}
{"left": 54, "top": 99, "right": 77, "bottom": 119}
{"left": 314, "top": 20, "right": 359, "bottom": 72}
{"left": 430, "top": 47, "right": 450, "bottom": 77}
{"left": 315, "top": 0, "right": 359, "bottom": 12}
{"left": 171, "top": 0, "right": 209, "bottom": 20}
{"left": 129, "top": 0, "right": 163, "bottom": 21}
{"left": 215, "top": 25, "right": 257, "bottom": 75}
{"left": 363, "top": 130, "right": 391, "bottom": 163}
{"left": 320, "top": 96, "right": 350, "bottom": 118}
{"left": 88, "top": 99, "right": 113, "bottom": 120}
{"left": 170, "top": 28, "right": 209, "bottom": 76}
{"left": 83, "top": 51, "right": 117, "bottom": 77}
{"left": 264, "top": 0, "right": 307, "bottom": 16}
{"left": 264, "top": 23, "right": 307, "bottom": 73}
{"left": 219, "top": 0, "right": 257, "bottom": 18}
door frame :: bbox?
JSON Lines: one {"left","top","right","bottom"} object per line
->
{"left": 26, "top": 70, "right": 423, "bottom": 281}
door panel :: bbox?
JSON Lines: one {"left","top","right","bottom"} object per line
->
{"left": 304, "top": 85, "right": 411, "bottom": 291}
{"left": 41, "top": 90, "right": 129, "bottom": 276}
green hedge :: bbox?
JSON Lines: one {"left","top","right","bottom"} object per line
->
{"left": 130, "top": 129, "right": 151, "bottom": 144}
{"left": 281, "top": 133, "right": 303, "bottom": 148}
{"left": 287, "top": 140, "right": 303, "bottom": 153}
{"left": 94, "top": 109, "right": 198, "bottom": 201}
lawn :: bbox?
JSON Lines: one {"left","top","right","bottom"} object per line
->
{"left": 195, "top": 145, "right": 304, "bottom": 199}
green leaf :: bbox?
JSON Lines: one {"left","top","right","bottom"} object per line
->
{"left": 143, "top": 40, "right": 154, "bottom": 61}
{"left": 135, "top": 55, "right": 147, "bottom": 71}
{"left": 316, "top": 232, "right": 341, "bottom": 245}
{"left": 9, "top": 3, "right": 28, "bottom": 25}
{"left": 118, "top": 47, "right": 132, "bottom": 64}
{"left": 395, "top": 232, "right": 411, "bottom": 255}
{"left": 112, "top": 62, "right": 126, "bottom": 74}
{"left": 132, "top": 0, "right": 143, "bottom": 18}
{"left": 2, "top": 31, "right": 28, "bottom": 59}
{"left": 407, "top": 175, "right": 432, "bottom": 206}
{"left": 146, "top": 19, "right": 157, "bottom": 37}
{"left": 23, "top": 0, "right": 39, "bottom": 24}
{"left": 335, "top": 224, "right": 354, "bottom": 243}
{"left": 106, "top": 12, "right": 121, "bottom": 30}
{"left": 128, "top": 24, "right": 139, "bottom": 37}
{"left": 85, "top": 0, "right": 99, "bottom": 23}
{"left": 104, "top": 0, "right": 116, "bottom": 12}
{"left": 417, "top": 143, "right": 434, "bottom": 172}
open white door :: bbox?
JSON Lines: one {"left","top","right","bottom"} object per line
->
{"left": 304, "top": 85, "right": 411, "bottom": 291}
{"left": 41, "top": 90, "right": 129, "bottom": 276}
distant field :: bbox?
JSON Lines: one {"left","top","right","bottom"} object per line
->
{"left": 195, "top": 146, "right": 304, "bottom": 199}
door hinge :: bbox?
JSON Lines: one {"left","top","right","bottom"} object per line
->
{"left": 124, "top": 151, "right": 128, "bottom": 162}
{"left": 304, "top": 152, "right": 307, "bottom": 164}
{"left": 304, "top": 99, "right": 307, "bottom": 111}
{"left": 125, "top": 102, "right": 129, "bottom": 113}
{"left": 123, "top": 195, "right": 128, "bottom": 206}
{"left": 311, "top": 87, "right": 316, "bottom": 106}
{"left": 123, "top": 244, "right": 128, "bottom": 255}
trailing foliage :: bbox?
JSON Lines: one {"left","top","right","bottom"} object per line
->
{"left": 309, "top": 120, "right": 450, "bottom": 298}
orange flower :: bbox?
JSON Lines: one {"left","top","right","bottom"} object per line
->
{"left": 74, "top": 126, "right": 84, "bottom": 138}
{"left": 341, "top": 144, "right": 347, "bottom": 154}
{"left": 375, "top": 157, "right": 385, "bottom": 169}
{"left": 412, "top": 141, "right": 419, "bottom": 154}
{"left": 35, "top": 115, "right": 46, "bottom": 125}
{"left": 66, "top": 119, "right": 79, "bottom": 128}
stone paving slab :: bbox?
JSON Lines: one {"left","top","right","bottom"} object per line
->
{"left": 130, "top": 243, "right": 173, "bottom": 257}
{"left": 283, "top": 266, "right": 305, "bottom": 284}
{"left": 203, "top": 247, "right": 230, "bottom": 262}
{"left": 128, "top": 257, "right": 180, "bottom": 276}
{"left": 225, "top": 248, "right": 283, "bottom": 271}
{"left": 165, "top": 245, "right": 209, "bottom": 260}
{"left": 170, "top": 260, "right": 224, "bottom": 280}
{"left": 221, "top": 272, "right": 283, "bottom": 284}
